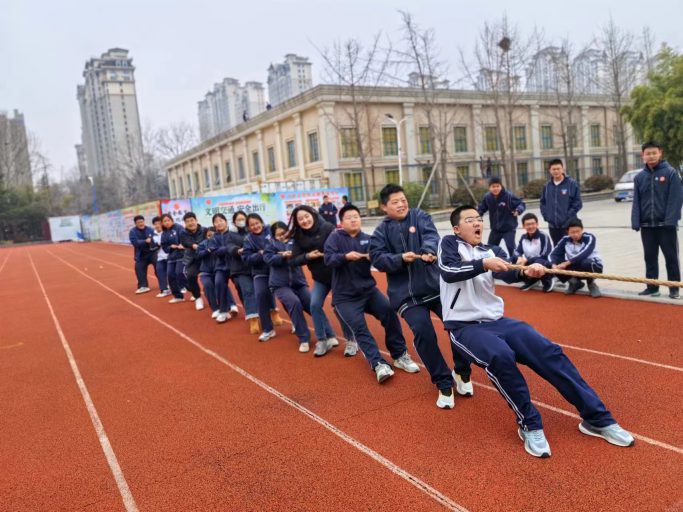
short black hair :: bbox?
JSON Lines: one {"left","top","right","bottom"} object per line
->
{"left": 642, "top": 140, "right": 662, "bottom": 152}
{"left": 450, "top": 205, "right": 478, "bottom": 226}
{"left": 232, "top": 210, "right": 247, "bottom": 224}
{"left": 566, "top": 218, "right": 583, "bottom": 230}
{"left": 183, "top": 212, "right": 196, "bottom": 221}
{"left": 339, "top": 204, "right": 360, "bottom": 221}
{"left": 270, "top": 221, "right": 288, "bottom": 237}
{"left": 160, "top": 213, "right": 174, "bottom": 224}
{"left": 488, "top": 176, "right": 502, "bottom": 186}
{"left": 207, "top": 226, "right": 216, "bottom": 233}
{"left": 246, "top": 213, "right": 264, "bottom": 225}
{"left": 342, "top": 195, "right": 348, "bottom": 201}
{"left": 151, "top": 216, "right": 161, "bottom": 224}
{"left": 521, "top": 213, "right": 538, "bottom": 224}
{"left": 133, "top": 215, "right": 144, "bottom": 222}
{"left": 323, "top": 195, "right": 329, "bottom": 199}
{"left": 548, "top": 158, "right": 564, "bottom": 169}
{"left": 379, "top": 184, "right": 405, "bottom": 205}
{"left": 212, "top": 213, "right": 227, "bottom": 224}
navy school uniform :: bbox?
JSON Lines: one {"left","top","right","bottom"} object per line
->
{"left": 369, "top": 208, "right": 471, "bottom": 389}
{"left": 207, "top": 231, "right": 237, "bottom": 314}
{"left": 161, "top": 223, "right": 186, "bottom": 299}
{"left": 242, "top": 230, "right": 277, "bottom": 333}
{"left": 180, "top": 225, "right": 208, "bottom": 299}
{"left": 197, "top": 238, "right": 219, "bottom": 312}
{"left": 264, "top": 238, "right": 312, "bottom": 344}
{"left": 324, "top": 229, "right": 408, "bottom": 369}
{"left": 437, "top": 234, "right": 616, "bottom": 431}
{"left": 129, "top": 225, "right": 158, "bottom": 288}
{"left": 549, "top": 232, "right": 603, "bottom": 283}
{"left": 540, "top": 175, "right": 583, "bottom": 245}
{"left": 226, "top": 228, "right": 258, "bottom": 319}
{"left": 478, "top": 188, "right": 526, "bottom": 257}
{"left": 513, "top": 229, "right": 554, "bottom": 287}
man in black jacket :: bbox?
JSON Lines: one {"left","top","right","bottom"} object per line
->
{"left": 180, "top": 212, "right": 208, "bottom": 310}
{"left": 631, "top": 141, "right": 683, "bottom": 299}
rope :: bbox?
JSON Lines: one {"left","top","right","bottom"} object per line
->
{"left": 505, "top": 263, "right": 683, "bottom": 288}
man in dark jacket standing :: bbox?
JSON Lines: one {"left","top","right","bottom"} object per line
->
{"left": 631, "top": 141, "right": 683, "bottom": 299}
{"left": 370, "top": 185, "right": 472, "bottom": 409}
{"left": 129, "top": 215, "right": 158, "bottom": 294}
{"left": 318, "top": 195, "right": 338, "bottom": 225}
{"left": 180, "top": 212, "right": 208, "bottom": 310}
{"left": 478, "top": 176, "right": 526, "bottom": 257}
{"left": 540, "top": 159, "right": 583, "bottom": 245}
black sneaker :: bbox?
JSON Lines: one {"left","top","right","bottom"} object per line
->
{"left": 588, "top": 281, "right": 602, "bottom": 298}
{"left": 565, "top": 278, "right": 585, "bottom": 295}
{"left": 542, "top": 277, "right": 555, "bottom": 293}
{"left": 520, "top": 279, "right": 539, "bottom": 292}
{"left": 638, "top": 288, "right": 661, "bottom": 297}
{"left": 670, "top": 289, "right": 680, "bottom": 299}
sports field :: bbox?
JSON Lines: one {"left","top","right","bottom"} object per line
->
{"left": 1, "top": 242, "right": 681, "bottom": 512}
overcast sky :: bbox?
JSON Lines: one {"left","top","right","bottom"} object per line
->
{"left": 2, "top": 0, "right": 682, "bottom": 179}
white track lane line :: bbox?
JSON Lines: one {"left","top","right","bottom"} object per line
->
{"left": 48, "top": 250, "right": 468, "bottom": 512}
{"left": 68, "top": 247, "right": 683, "bottom": 374}
{"left": 0, "top": 252, "right": 11, "bottom": 274}
{"left": 28, "top": 253, "right": 139, "bottom": 512}
{"left": 65, "top": 248, "right": 683, "bottom": 456}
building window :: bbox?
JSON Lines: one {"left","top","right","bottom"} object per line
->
{"left": 484, "top": 126, "right": 499, "bottom": 151}
{"left": 456, "top": 164, "right": 470, "bottom": 181}
{"left": 252, "top": 151, "right": 261, "bottom": 176}
{"left": 612, "top": 123, "right": 620, "bottom": 145}
{"left": 568, "top": 125, "right": 578, "bottom": 148}
{"left": 590, "top": 124, "right": 602, "bottom": 147}
{"left": 179, "top": 178, "right": 184, "bottom": 196}
{"left": 340, "top": 128, "right": 359, "bottom": 158}
{"left": 517, "top": 161, "right": 529, "bottom": 186}
{"left": 490, "top": 163, "right": 502, "bottom": 177}
{"left": 214, "top": 165, "right": 220, "bottom": 186}
{"left": 238, "top": 157, "right": 245, "bottom": 180}
{"left": 267, "top": 146, "right": 276, "bottom": 173}
{"left": 382, "top": 127, "right": 398, "bottom": 156}
{"left": 453, "top": 126, "right": 468, "bottom": 153}
{"left": 186, "top": 175, "right": 192, "bottom": 195}
{"left": 541, "top": 124, "right": 553, "bottom": 149}
{"left": 225, "top": 161, "right": 232, "bottom": 183}
{"left": 344, "top": 171, "right": 364, "bottom": 202}
{"left": 308, "top": 131, "right": 320, "bottom": 162}
{"left": 286, "top": 140, "right": 297, "bottom": 168}
{"left": 419, "top": 126, "right": 432, "bottom": 154}
{"left": 592, "top": 157, "right": 603, "bottom": 175}
{"left": 194, "top": 172, "right": 200, "bottom": 192}
{"left": 422, "top": 166, "right": 438, "bottom": 194}
{"left": 568, "top": 158, "right": 580, "bottom": 178}
{"left": 385, "top": 168, "right": 399, "bottom": 185}
{"left": 171, "top": 179, "right": 177, "bottom": 198}
{"left": 513, "top": 126, "right": 527, "bottom": 151}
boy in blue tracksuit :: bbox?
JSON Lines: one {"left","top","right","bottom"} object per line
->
{"left": 631, "top": 141, "right": 682, "bottom": 299}
{"left": 513, "top": 213, "right": 554, "bottom": 292}
{"left": 264, "top": 221, "right": 313, "bottom": 352}
{"left": 197, "top": 228, "right": 219, "bottom": 315}
{"left": 160, "top": 213, "right": 187, "bottom": 303}
{"left": 550, "top": 218, "right": 603, "bottom": 298}
{"left": 129, "top": 215, "right": 159, "bottom": 294}
{"left": 438, "top": 204, "right": 634, "bottom": 458}
{"left": 324, "top": 204, "right": 420, "bottom": 384}
{"left": 540, "top": 159, "right": 583, "bottom": 245}
{"left": 370, "top": 184, "right": 472, "bottom": 408}
{"left": 180, "top": 212, "right": 208, "bottom": 311}
{"left": 478, "top": 176, "right": 526, "bottom": 257}
{"left": 207, "top": 213, "right": 238, "bottom": 324}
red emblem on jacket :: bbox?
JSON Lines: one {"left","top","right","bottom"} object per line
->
{"left": 659, "top": 176, "right": 666, "bottom": 182}
{"left": 409, "top": 226, "right": 416, "bottom": 233}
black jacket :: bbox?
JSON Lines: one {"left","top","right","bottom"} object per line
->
{"left": 290, "top": 216, "right": 336, "bottom": 285}
{"left": 324, "top": 229, "right": 375, "bottom": 305}
{"left": 180, "top": 225, "right": 208, "bottom": 265}
{"left": 225, "top": 228, "right": 250, "bottom": 276}
{"left": 631, "top": 160, "right": 683, "bottom": 230}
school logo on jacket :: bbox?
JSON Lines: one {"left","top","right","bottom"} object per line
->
{"left": 659, "top": 176, "right": 666, "bottom": 182}
{"left": 360, "top": 239, "right": 369, "bottom": 245}
{"left": 561, "top": 189, "right": 568, "bottom": 195}
{"left": 409, "top": 226, "right": 416, "bottom": 234}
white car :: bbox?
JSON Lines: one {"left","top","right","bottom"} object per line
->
{"left": 613, "top": 170, "right": 640, "bottom": 202}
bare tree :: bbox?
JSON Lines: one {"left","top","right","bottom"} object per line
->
{"left": 154, "top": 121, "right": 199, "bottom": 161}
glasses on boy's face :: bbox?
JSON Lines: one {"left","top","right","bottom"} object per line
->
{"left": 462, "top": 216, "right": 483, "bottom": 225}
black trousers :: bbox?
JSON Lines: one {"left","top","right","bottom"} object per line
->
{"left": 549, "top": 227, "right": 566, "bottom": 246}
{"left": 183, "top": 261, "right": 201, "bottom": 298}
{"left": 640, "top": 227, "right": 680, "bottom": 292}
{"left": 135, "top": 252, "right": 157, "bottom": 288}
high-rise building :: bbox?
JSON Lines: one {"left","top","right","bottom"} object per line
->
{"left": 526, "top": 46, "right": 567, "bottom": 92}
{"left": 267, "top": 54, "right": 313, "bottom": 107}
{"left": 0, "top": 109, "right": 31, "bottom": 188}
{"left": 197, "top": 78, "right": 265, "bottom": 141}
{"left": 76, "top": 48, "right": 143, "bottom": 176}
{"left": 75, "top": 144, "right": 87, "bottom": 178}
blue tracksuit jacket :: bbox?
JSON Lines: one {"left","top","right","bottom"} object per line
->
{"left": 369, "top": 208, "right": 441, "bottom": 312}
{"left": 207, "top": 231, "right": 231, "bottom": 272}
{"left": 242, "top": 230, "right": 271, "bottom": 277}
{"left": 197, "top": 239, "right": 218, "bottom": 274}
{"left": 540, "top": 176, "right": 582, "bottom": 229}
{"left": 264, "top": 238, "right": 308, "bottom": 289}
{"left": 513, "top": 230, "right": 553, "bottom": 262}
{"left": 160, "top": 223, "right": 185, "bottom": 262}
{"left": 129, "top": 226, "right": 156, "bottom": 261}
{"left": 549, "top": 232, "right": 602, "bottom": 266}
{"left": 631, "top": 160, "right": 683, "bottom": 230}
{"left": 478, "top": 188, "right": 526, "bottom": 232}
{"left": 324, "top": 229, "right": 375, "bottom": 305}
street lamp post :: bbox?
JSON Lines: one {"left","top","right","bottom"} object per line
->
{"left": 385, "top": 114, "right": 407, "bottom": 186}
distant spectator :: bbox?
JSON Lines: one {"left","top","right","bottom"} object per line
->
{"left": 242, "top": 111, "right": 248, "bottom": 122}
{"left": 266, "top": 103, "right": 272, "bottom": 110}
{"left": 631, "top": 141, "right": 682, "bottom": 299}
{"left": 318, "top": 195, "right": 338, "bottom": 225}
{"left": 341, "top": 195, "right": 350, "bottom": 207}
{"left": 540, "top": 159, "right": 583, "bottom": 245}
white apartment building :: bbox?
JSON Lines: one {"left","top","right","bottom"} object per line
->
{"left": 267, "top": 54, "right": 313, "bottom": 107}
{"left": 0, "top": 109, "right": 31, "bottom": 188}
{"left": 198, "top": 79, "right": 265, "bottom": 141}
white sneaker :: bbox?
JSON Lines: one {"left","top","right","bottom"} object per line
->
{"left": 211, "top": 310, "right": 220, "bottom": 319}
{"left": 326, "top": 337, "right": 339, "bottom": 347}
{"left": 195, "top": 298, "right": 205, "bottom": 311}
{"left": 135, "top": 287, "right": 150, "bottom": 294}
{"left": 156, "top": 290, "right": 171, "bottom": 298}
{"left": 452, "top": 370, "right": 474, "bottom": 396}
{"left": 375, "top": 363, "right": 394, "bottom": 384}
{"left": 258, "top": 330, "right": 276, "bottom": 342}
{"left": 169, "top": 297, "right": 184, "bottom": 304}
{"left": 299, "top": 342, "right": 310, "bottom": 353}
{"left": 230, "top": 305, "right": 239, "bottom": 314}
{"left": 343, "top": 341, "right": 358, "bottom": 357}
{"left": 216, "top": 313, "right": 229, "bottom": 323}
{"left": 180, "top": 287, "right": 187, "bottom": 294}
{"left": 394, "top": 353, "right": 420, "bottom": 373}
{"left": 436, "top": 388, "right": 455, "bottom": 409}
{"left": 291, "top": 325, "right": 296, "bottom": 334}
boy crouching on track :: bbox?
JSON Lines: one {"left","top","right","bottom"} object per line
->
{"left": 550, "top": 218, "right": 603, "bottom": 298}
{"left": 437, "top": 205, "right": 634, "bottom": 458}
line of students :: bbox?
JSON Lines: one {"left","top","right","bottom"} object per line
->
{"left": 129, "top": 184, "right": 634, "bottom": 459}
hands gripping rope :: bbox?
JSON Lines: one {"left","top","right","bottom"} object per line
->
{"left": 505, "top": 263, "right": 683, "bottom": 289}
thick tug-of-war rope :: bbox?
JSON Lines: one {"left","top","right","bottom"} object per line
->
{"left": 505, "top": 263, "right": 683, "bottom": 289}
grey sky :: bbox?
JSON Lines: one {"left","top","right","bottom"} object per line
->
{"left": 2, "top": 0, "right": 681, "bottom": 179}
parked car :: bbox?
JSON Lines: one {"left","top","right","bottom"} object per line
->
{"left": 613, "top": 170, "right": 640, "bottom": 202}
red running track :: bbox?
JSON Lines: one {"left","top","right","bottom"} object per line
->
{"left": 1, "top": 242, "right": 682, "bottom": 512}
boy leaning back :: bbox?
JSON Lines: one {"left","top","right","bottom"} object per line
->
{"left": 437, "top": 205, "right": 634, "bottom": 458}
